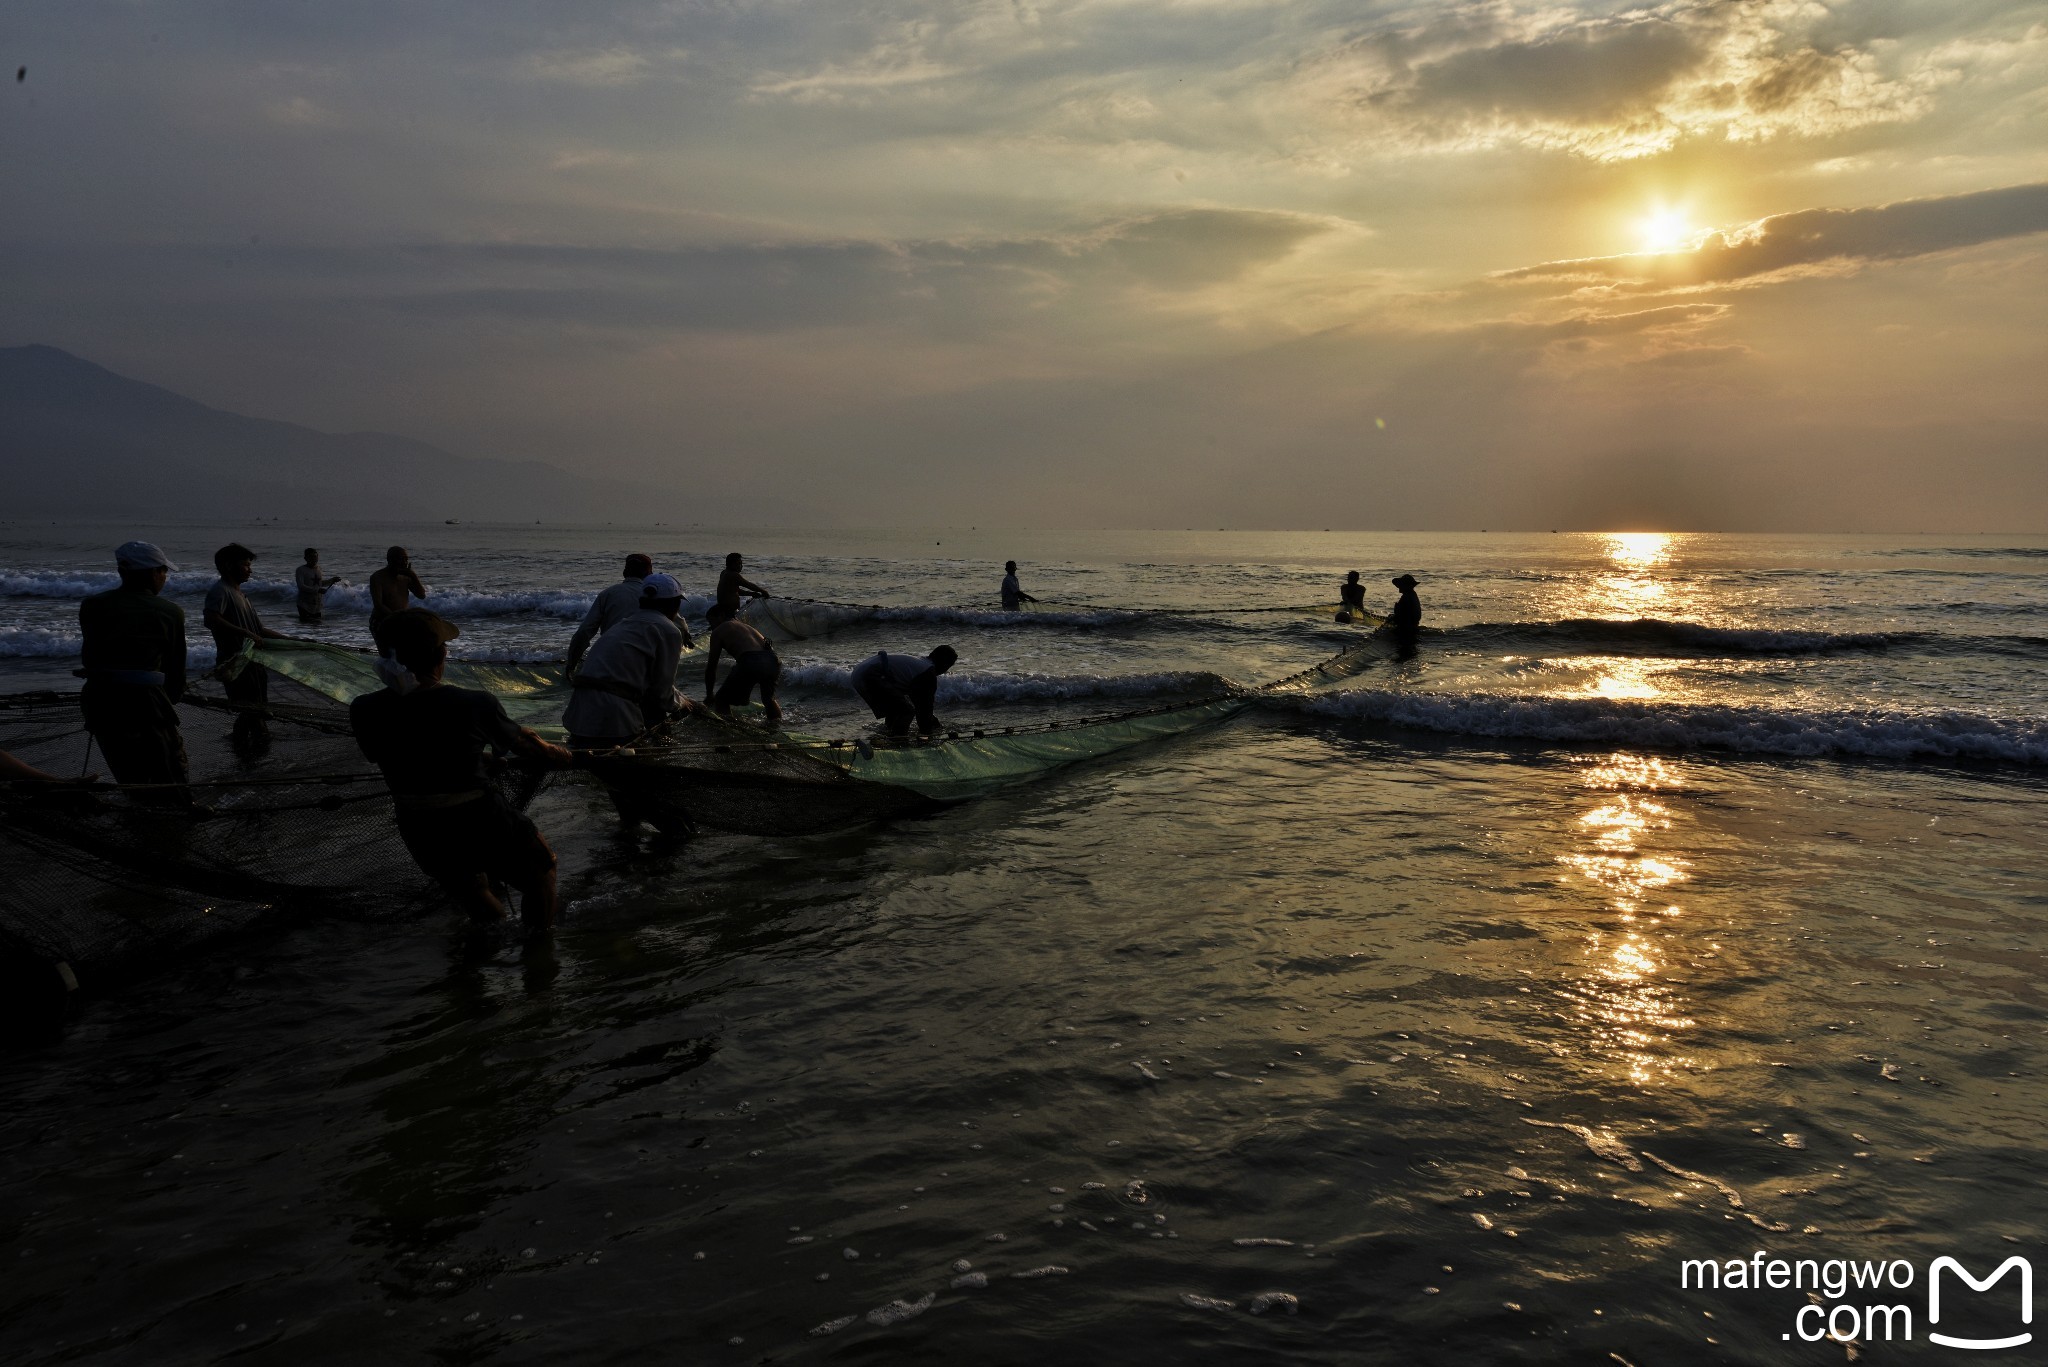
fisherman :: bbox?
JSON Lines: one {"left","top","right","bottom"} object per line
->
{"left": 1336, "top": 570, "right": 1367, "bottom": 623}
{"left": 714, "top": 553, "right": 772, "bottom": 618}
{"left": 562, "top": 573, "right": 695, "bottom": 835}
{"left": 1386, "top": 573, "right": 1422, "bottom": 648}
{"left": 349, "top": 609, "right": 573, "bottom": 930}
{"left": 76, "top": 541, "right": 190, "bottom": 800}
{"left": 367, "top": 546, "right": 428, "bottom": 657}
{"left": 703, "top": 603, "right": 783, "bottom": 724}
{"left": 567, "top": 553, "right": 661, "bottom": 673}
{"left": 849, "top": 645, "right": 957, "bottom": 738}
{"left": 204, "top": 542, "right": 292, "bottom": 753}
{"left": 1001, "top": 561, "right": 1039, "bottom": 611}
{"left": 295, "top": 548, "right": 341, "bottom": 625}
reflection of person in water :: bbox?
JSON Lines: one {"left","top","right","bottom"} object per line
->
{"left": 1386, "top": 573, "right": 1422, "bottom": 655}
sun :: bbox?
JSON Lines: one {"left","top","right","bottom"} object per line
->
{"left": 1635, "top": 206, "right": 1697, "bottom": 255}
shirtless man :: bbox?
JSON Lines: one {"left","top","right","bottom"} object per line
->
{"left": 368, "top": 546, "right": 429, "bottom": 656}
{"left": 703, "top": 603, "right": 783, "bottom": 723}
{"left": 714, "top": 553, "right": 772, "bottom": 617}
{"left": 1337, "top": 570, "right": 1367, "bottom": 622}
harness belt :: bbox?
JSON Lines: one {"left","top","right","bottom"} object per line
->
{"left": 80, "top": 669, "right": 168, "bottom": 686}
{"left": 572, "top": 674, "right": 649, "bottom": 705}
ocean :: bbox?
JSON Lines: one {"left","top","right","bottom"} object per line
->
{"left": 3, "top": 522, "right": 2046, "bottom": 1364}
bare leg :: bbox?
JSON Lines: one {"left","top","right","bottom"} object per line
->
{"left": 516, "top": 868, "right": 559, "bottom": 933}
{"left": 440, "top": 872, "right": 510, "bottom": 922}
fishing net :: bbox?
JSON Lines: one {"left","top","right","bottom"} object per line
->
{"left": 3, "top": 629, "right": 1398, "bottom": 1020}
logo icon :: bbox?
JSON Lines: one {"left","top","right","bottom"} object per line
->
{"left": 1928, "top": 1256, "right": 2033, "bottom": 1350}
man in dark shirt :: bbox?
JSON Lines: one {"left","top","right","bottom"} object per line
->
{"left": 205, "top": 542, "right": 292, "bottom": 754}
{"left": 77, "top": 541, "right": 190, "bottom": 800}
{"left": 1386, "top": 573, "right": 1422, "bottom": 653}
{"left": 350, "top": 609, "right": 574, "bottom": 931}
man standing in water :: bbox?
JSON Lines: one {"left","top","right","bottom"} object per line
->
{"left": 566, "top": 553, "right": 661, "bottom": 673}
{"left": 77, "top": 541, "right": 189, "bottom": 798}
{"left": 1337, "top": 571, "right": 1367, "bottom": 622}
{"left": 350, "top": 609, "right": 574, "bottom": 931}
{"left": 849, "top": 646, "right": 957, "bottom": 738}
{"left": 203, "top": 542, "right": 293, "bottom": 754}
{"left": 367, "top": 546, "right": 428, "bottom": 657}
{"left": 702, "top": 603, "right": 783, "bottom": 724}
{"left": 1000, "top": 561, "right": 1039, "bottom": 611}
{"left": 294, "top": 548, "right": 341, "bottom": 625}
{"left": 562, "top": 574, "right": 694, "bottom": 836}
{"left": 1386, "top": 573, "right": 1422, "bottom": 650}
{"left": 714, "top": 553, "right": 772, "bottom": 617}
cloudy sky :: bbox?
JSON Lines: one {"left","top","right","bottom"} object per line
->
{"left": 8, "top": 0, "right": 2047, "bottom": 528}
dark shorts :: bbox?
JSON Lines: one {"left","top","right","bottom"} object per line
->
{"left": 80, "top": 685, "right": 190, "bottom": 789}
{"left": 714, "top": 649, "right": 781, "bottom": 709}
{"left": 395, "top": 797, "right": 555, "bottom": 887}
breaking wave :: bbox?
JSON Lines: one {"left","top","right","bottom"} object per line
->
{"left": 1289, "top": 688, "right": 2048, "bottom": 765}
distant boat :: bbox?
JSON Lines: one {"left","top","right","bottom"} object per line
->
{"left": 444, "top": 519, "right": 458, "bottom": 525}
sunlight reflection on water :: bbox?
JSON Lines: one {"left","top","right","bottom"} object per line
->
{"left": 1561, "top": 752, "right": 1698, "bottom": 1086}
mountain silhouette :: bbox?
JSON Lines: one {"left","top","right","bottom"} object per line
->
{"left": 0, "top": 345, "right": 641, "bottom": 521}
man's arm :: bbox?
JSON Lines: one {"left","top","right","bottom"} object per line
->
{"left": 737, "top": 574, "right": 771, "bottom": 598}
{"left": 404, "top": 570, "right": 428, "bottom": 600}
{"left": 703, "top": 635, "right": 726, "bottom": 698}
{"left": 565, "top": 595, "right": 606, "bottom": 670}
{"left": 910, "top": 673, "right": 942, "bottom": 732}
{"left": 164, "top": 605, "right": 187, "bottom": 703}
{"left": 509, "top": 725, "right": 574, "bottom": 767}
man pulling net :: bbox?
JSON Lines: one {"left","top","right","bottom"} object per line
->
{"left": 561, "top": 573, "right": 695, "bottom": 837}
{"left": 849, "top": 645, "right": 958, "bottom": 739}
{"left": 350, "top": 609, "right": 574, "bottom": 932}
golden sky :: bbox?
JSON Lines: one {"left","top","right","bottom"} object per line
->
{"left": 8, "top": 0, "right": 2048, "bottom": 527}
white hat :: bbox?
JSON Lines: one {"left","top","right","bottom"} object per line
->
{"left": 115, "top": 541, "right": 177, "bottom": 570}
{"left": 641, "top": 572, "right": 685, "bottom": 600}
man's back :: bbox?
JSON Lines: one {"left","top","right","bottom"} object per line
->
{"left": 351, "top": 683, "right": 521, "bottom": 796}
{"left": 850, "top": 650, "right": 931, "bottom": 692}
{"left": 709, "top": 618, "right": 769, "bottom": 656}
{"left": 80, "top": 586, "right": 187, "bottom": 694}
{"left": 563, "top": 610, "right": 684, "bottom": 738}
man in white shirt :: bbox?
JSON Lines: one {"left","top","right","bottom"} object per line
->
{"left": 849, "top": 646, "right": 957, "bottom": 738}
{"left": 562, "top": 572, "right": 693, "bottom": 834}
{"left": 568, "top": 553, "right": 676, "bottom": 671}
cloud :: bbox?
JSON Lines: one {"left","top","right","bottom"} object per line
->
{"left": 1301, "top": 0, "right": 1994, "bottom": 161}
{"left": 1504, "top": 181, "right": 2048, "bottom": 285}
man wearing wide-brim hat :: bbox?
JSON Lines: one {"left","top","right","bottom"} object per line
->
{"left": 1387, "top": 573, "right": 1422, "bottom": 642}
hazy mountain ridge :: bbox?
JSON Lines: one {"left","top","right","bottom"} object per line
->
{"left": 0, "top": 345, "right": 641, "bottom": 521}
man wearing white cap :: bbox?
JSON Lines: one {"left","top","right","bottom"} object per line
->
{"left": 562, "top": 572, "right": 695, "bottom": 835}
{"left": 77, "top": 541, "right": 190, "bottom": 797}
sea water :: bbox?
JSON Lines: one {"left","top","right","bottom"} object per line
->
{"left": 2, "top": 523, "right": 2046, "bottom": 1364}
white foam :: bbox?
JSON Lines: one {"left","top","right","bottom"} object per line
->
{"left": 865, "top": 1294, "right": 934, "bottom": 1326}
{"left": 1288, "top": 688, "right": 2048, "bottom": 765}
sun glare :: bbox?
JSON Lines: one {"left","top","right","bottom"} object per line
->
{"left": 1635, "top": 207, "right": 1697, "bottom": 255}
